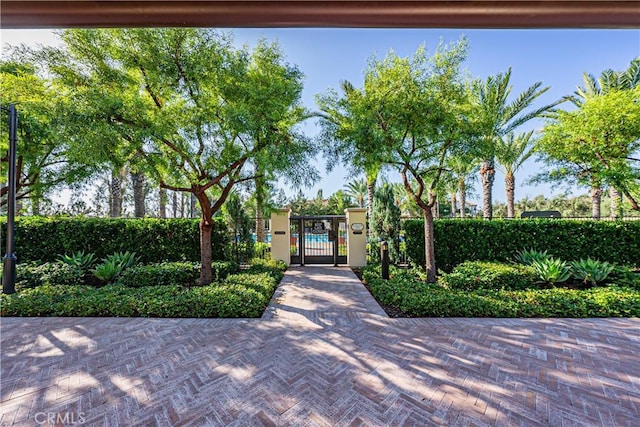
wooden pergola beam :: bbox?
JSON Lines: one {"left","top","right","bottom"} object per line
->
{"left": 1, "top": 1, "right": 639, "bottom": 29}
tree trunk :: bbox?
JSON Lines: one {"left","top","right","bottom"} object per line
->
{"left": 591, "top": 185, "right": 602, "bottom": 220}
{"left": 255, "top": 174, "right": 266, "bottom": 243}
{"left": 190, "top": 193, "right": 197, "bottom": 218}
{"left": 458, "top": 177, "right": 466, "bottom": 218}
{"left": 172, "top": 191, "right": 178, "bottom": 218}
{"left": 31, "top": 192, "right": 41, "bottom": 216}
{"left": 505, "top": 171, "right": 516, "bottom": 219}
{"left": 131, "top": 171, "right": 146, "bottom": 217}
{"left": 480, "top": 160, "right": 495, "bottom": 220}
{"left": 450, "top": 192, "right": 457, "bottom": 218}
{"left": 423, "top": 207, "right": 437, "bottom": 283}
{"left": 159, "top": 187, "right": 167, "bottom": 218}
{"left": 610, "top": 187, "right": 623, "bottom": 220}
{"left": 110, "top": 168, "right": 124, "bottom": 217}
{"left": 366, "top": 179, "right": 376, "bottom": 221}
{"left": 199, "top": 216, "right": 213, "bottom": 285}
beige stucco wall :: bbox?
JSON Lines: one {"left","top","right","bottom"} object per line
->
{"left": 270, "top": 208, "right": 291, "bottom": 265}
{"left": 345, "top": 208, "right": 367, "bottom": 267}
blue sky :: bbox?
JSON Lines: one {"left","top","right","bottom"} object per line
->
{"left": 2, "top": 28, "right": 639, "bottom": 204}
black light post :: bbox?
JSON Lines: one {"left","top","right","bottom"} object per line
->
{"left": 2, "top": 104, "right": 18, "bottom": 294}
{"left": 380, "top": 240, "right": 389, "bottom": 280}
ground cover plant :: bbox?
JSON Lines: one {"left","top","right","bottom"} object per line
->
{"left": 1, "top": 258, "right": 286, "bottom": 318}
{"left": 361, "top": 262, "right": 640, "bottom": 318}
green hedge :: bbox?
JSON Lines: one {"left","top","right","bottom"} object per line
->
{"left": 0, "top": 217, "right": 227, "bottom": 264}
{"left": 404, "top": 219, "right": 640, "bottom": 272}
{"left": 362, "top": 265, "right": 640, "bottom": 318}
{"left": 1, "top": 260, "right": 284, "bottom": 318}
{"left": 439, "top": 261, "right": 536, "bottom": 291}
{"left": 0, "top": 283, "right": 269, "bottom": 318}
{"left": 115, "top": 261, "right": 239, "bottom": 288}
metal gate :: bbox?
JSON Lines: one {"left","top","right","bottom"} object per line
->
{"left": 290, "top": 216, "right": 347, "bottom": 265}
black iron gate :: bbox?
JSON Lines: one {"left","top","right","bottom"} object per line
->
{"left": 290, "top": 216, "right": 347, "bottom": 265}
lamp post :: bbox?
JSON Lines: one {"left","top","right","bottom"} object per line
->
{"left": 2, "top": 104, "right": 18, "bottom": 294}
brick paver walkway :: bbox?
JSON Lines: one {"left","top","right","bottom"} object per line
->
{"left": 1, "top": 266, "right": 639, "bottom": 426}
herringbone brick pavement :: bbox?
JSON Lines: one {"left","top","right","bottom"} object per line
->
{"left": 1, "top": 266, "right": 638, "bottom": 426}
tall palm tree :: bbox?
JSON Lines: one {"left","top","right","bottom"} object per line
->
{"left": 344, "top": 178, "right": 367, "bottom": 208}
{"left": 446, "top": 155, "right": 478, "bottom": 218}
{"left": 495, "top": 131, "right": 536, "bottom": 218}
{"left": 572, "top": 58, "right": 639, "bottom": 105}
{"left": 473, "top": 68, "right": 558, "bottom": 219}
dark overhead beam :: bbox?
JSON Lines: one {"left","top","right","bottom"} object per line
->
{"left": 1, "top": 1, "right": 639, "bottom": 29}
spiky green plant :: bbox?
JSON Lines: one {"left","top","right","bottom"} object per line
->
{"left": 515, "top": 249, "right": 550, "bottom": 266}
{"left": 92, "top": 259, "right": 124, "bottom": 282}
{"left": 92, "top": 251, "right": 139, "bottom": 283}
{"left": 58, "top": 251, "right": 96, "bottom": 271}
{"left": 570, "top": 258, "right": 615, "bottom": 286}
{"left": 531, "top": 258, "right": 572, "bottom": 284}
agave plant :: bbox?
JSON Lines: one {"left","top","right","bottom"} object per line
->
{"left": 570, "top": 258, "right": 615, "bottom": 286}
{"left": 531, "top": 258, "right": 572, "bottom": 284}
{"left": 58, "top": 251, "right": 96, "bottom": 271}
{"left": 104, "top": 251, "right": 139, "bottom": 270}
{"left": 515, "top": 248, "right": 550, "bottom": 266}
{"left": 92, "top": 251, "right": 139, "bottom": 283}
{"left": 91, "top": 259, "right": 124, "bottom": 282}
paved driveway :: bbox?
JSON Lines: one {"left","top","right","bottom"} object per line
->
{"left": 1, "top": 266, "right": 639, "bottom": 426}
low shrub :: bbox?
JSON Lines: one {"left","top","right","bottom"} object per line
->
{"left": 115, "top": 262, "right": 200, "bottom": 287}
{"left": 16, "top": 262, "right": 84, "bottom": 290}
{"left": 1, "top": 257, "right": 284, "bottom": 318}
{"left": 243, "top": 258, "right": 287, "bottom": 282}
{"left": 212, "top": 261, "right": 240, "bottom": 281}
{"left": 438, "top": 261, "right": 537, "bottom": 291}
{"left": 0, "top": 283, "right": 269, "bottom": 318}
{"left": 608, "top": 266, "right": 640, "bottom": 290}
{"left": 361, "top": 265, "right": 640, "bottom": 318}
{"left": 224, "top": 272, "right": 277, "bottom": 299}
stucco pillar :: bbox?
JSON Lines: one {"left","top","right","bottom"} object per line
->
{"left": 345, "top": 208, "right": 367, "bottom": 267}
{"left": 270, "top": 208, "right": 291, "bottom": 265}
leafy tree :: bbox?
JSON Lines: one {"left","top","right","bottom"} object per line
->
{"left": 563, "top": 57, "right": 640, "bottom": 218}
{"left": 495, "top": 131, "right": 536, "bottom": 218}
{"left": 39, "top": 29, "right": 314, "bottom": 284}
{"left": 0, "top": 60, "right": 94, "bottom": 213}
{"left": 320, "top": 39, "right": 476, "bottom": 282}
{"left": 536, "top": 88, "right": 640, "bottom": 218}
{"left": 472, "top": 68, "right": 558, "bottom": 219}
{"left": 318, "top": 80, "right": 383, "bottom": 220}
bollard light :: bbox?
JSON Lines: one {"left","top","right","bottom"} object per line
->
{"left": 380, "top": 240, "right": 389, "bottom": 280}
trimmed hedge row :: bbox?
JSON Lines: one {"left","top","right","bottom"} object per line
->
{"left": 115, "top": 261, "right": 238, "bottom": 288}
{"left": 0, "top": 284, "right": 269, "bottom": 318}
{"left": 1, "top": 259, "right": 287, "bottom": 318}
{"left": 0, "top": 217, "right": 227, "bottom": 264}
{"left": 404, "top": 219, "right": 640, "bottom": 272}
{"left": 362, "top": 265, "right": 640, "bottom": 318}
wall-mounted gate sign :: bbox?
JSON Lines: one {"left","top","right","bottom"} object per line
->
{"left": 290, "top": 216, "right": 347, "bottom": 265}
{"left": 311, "top": 222, "right": 326, "bottom": 234}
